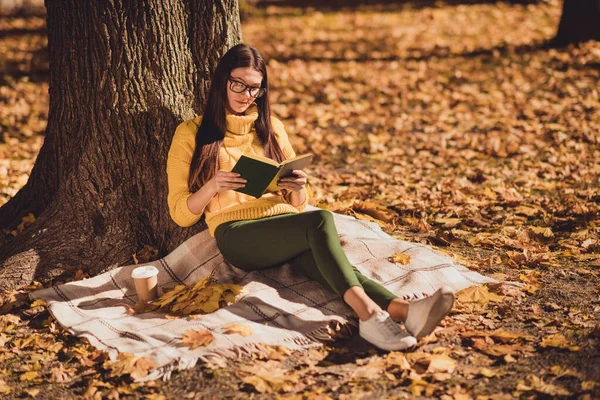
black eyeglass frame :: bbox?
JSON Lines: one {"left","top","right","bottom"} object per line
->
{"left": 228, "top": 77, "right": 267, "bottom": 99}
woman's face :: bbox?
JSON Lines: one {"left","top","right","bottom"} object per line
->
{"left": 226, "top": 67, "right": 263, "bottom": 115}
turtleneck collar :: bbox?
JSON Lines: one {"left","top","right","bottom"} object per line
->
{"left": 226, "top": 103, "right": 259, "bottom": 136}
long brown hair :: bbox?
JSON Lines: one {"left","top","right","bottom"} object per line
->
{"left": 188, "top": 44, "right": 286, "bottom": 192}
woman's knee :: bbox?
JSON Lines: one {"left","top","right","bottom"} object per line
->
{"left": 304, "top": 209, "right": 334, "bottom": 231}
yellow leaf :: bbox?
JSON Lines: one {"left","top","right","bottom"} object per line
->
{"left": 539, "top": 334, "right": 580, "bottom": 351}
{"left": 530, "top": 226, "right": 554, "bottom": 238}
{"left": 182, "top": 329, "right": 215, "bottom": 349}
{"left": 457, "top": 285, "right": 504, "bottom": 307}
{"left": 515, "top": 205, "right": 540, "bottom": 216}
{"left": 17, "top": 213, "right": 36, "bottom": 233}
{"left": 352, "top": 200, "right": 393, "bottom": 222}
{"left": 243, "top": 375, "right": 271, "bottom": 393}
{"left": 20, "top": 371, "right": 38, "bottom": 381}
{"left": 223, "top": 323, "right": 253, "bottom": 337}
{"left": 25, "top": 388, "right": 40, "bottom": 397}
{"left": 517, "top": 375, "right": 570, "bottom": 396}
{"left": 385, "top": 352, "right": 411, "bottom": 370}
{"left": 241, "top": 362, "right": 298, "bottom": 394}
{"left": 426, "top": 354, "right": 456, "bottom": 373}
{"left": 391, "top": 252, "right": 411, "bottom": 265}
{"left": 479, "top": 368, "right": 498, "bottom": 377}
{"left": 581, "top": 381, "right": 597, "bottom": 391}
{"left": 483, "top": 187, "right": 497, "bottom": 200}
{"left": 490, "top": 329, "right": 534, "bottom": 343}
{"left": 103, "top": 353, "right": 156, "bottom": 379}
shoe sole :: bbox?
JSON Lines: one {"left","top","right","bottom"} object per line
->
{"left": 414, "top": 290, "right": 455, "bottom": 339}
{"left": 360, "top": 332, "right": 417, "bottom": 351}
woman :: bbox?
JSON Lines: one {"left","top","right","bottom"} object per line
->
{"left": 167, "top": 44, "right": 455, "bottom": 351}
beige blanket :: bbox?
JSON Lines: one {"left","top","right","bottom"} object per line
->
{"left": 30, "top": 207, "right": 495, "bottom": 381}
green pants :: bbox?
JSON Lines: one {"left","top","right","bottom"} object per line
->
{"left": 214, "top": 210, "right": 398, "bottom": 310}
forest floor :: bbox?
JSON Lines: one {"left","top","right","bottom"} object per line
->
{"left": 1, "top": 0, "right": 599, "bottom": 399}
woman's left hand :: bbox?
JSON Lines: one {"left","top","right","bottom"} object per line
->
{"left": 278, "top": 169, "right": 307, "bottom": 192}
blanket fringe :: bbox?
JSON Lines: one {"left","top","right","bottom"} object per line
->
{"left": 136, "top": 319, "right": 351, "bottom": 383}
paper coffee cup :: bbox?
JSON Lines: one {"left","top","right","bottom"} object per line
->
{"left": 131, "top": 265, "right": 159, "bottom": 302}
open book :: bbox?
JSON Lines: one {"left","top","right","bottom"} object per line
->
{"left": 231, "top": 153, "right": 313, "bottom": 198}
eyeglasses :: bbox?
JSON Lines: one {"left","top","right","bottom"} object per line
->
{"left": 228, "top": 78, "right": 266, "bottom": 98}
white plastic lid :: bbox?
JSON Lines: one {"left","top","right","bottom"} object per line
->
{"left": 131, "top": 265, "right": 159, "bottom": 279}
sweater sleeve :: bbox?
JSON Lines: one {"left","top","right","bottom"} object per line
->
{"left": 271, "top": 116, "right": 310, "bottom": 212}
{"left": 166, "top": 118, "right": 204, "bottom": 227}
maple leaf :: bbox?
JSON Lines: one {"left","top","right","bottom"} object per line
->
{"left": 456, "top": 285, "right": 504, "bottom": 307}
{"left": 50, "top": 366, "right": 73, "bottom": 383}
{"left": 241, "top": 361, "right": 299, "bottom": 393}
{"left": 223, "top": 323, "right": 253, "bottom": 337}
{"left": 142, "top": 275, "right": 242, "bottom": 316}
{"left": 390, "top": 252, "right": 411, "bottom": 265}
{"left": 385, "top": 352, "right": 411, "bottom": 370}
{"left": 103, "top": 353, "right": 157, "bottom": 379}
{"left": 17, "top": 213, "right": 36, "bottom": 233}
{"left": 352, "top": 200, "right": 393, "bottom": 223}
{"left": 539, "top": 334, "right": 580, "bottom": 351}
{"left": 181, "top": 328, "right": 215, "bottom": 349}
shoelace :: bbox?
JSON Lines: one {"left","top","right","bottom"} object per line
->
{"left": 374, "top": 311, "right": 403, "bottom": 336}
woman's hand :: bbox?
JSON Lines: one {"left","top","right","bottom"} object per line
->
{"left": 278, "top": 169, "right": 307, "bottom": 192}
{"left": 210, "top": 170, "right": 247, "bottom": 194}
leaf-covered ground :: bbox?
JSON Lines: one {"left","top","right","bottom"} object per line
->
{"left": 1, "top": 0, "right": 599, "bottom": 398}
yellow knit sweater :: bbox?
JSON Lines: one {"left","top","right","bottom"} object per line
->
{"left": 166, "top": 104, "right": 308, "bottom": 236}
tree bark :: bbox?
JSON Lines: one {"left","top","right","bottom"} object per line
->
{"left": 0, "top": 0, "right": 241, "bottom": 291}
{"left": 553, "top": 0, "right": 600, "bottom": 46}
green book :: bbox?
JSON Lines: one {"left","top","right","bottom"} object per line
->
{"left": 231, "top": 153, "right": 313, "bottom": 198}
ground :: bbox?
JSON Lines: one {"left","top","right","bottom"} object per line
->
{"left": 0, "top": 0, "right": 599, "bottom": 399}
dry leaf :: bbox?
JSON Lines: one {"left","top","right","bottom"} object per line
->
{"left": 242, "top": 361, "right": 299, "bottom": 393}
{"left": 391, "top": 252, "right": 411, "bottom": 265}
{"left": 103, "top": 353, "right": 157, "bottom": 379}
{"left": 181, "top": 328, "right": 215, "bottom": 349}
{"left": 19, "top": 371, "right": 38, "bottom": 381}
{"left": 223, "top": 323, "right": 253, "bottom": 337}
{"left": 457, "top": 285, "right": 504, "bottom": 307}
{"left": 539, "top": 334, "right": 580, "bottom": 351}
{"left": 426, "top": 354, "right": 456, "bottom": 373}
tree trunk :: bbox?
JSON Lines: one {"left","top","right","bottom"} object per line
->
{"left": 0, "top": 0, "right": 241, "bottom": 291}
{"left": 553, "top": 0, "right": 600, "bottom": 46}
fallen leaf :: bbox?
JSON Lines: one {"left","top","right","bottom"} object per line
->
{"left": 242, "top": 361, "right": 299, "bottom": 393}
{"left": 426, "top": 354, "right": 456, "bottom": 373}
{"left": 457, "top": 285, "right": 504, "bottom": 307}
{"left": 516, "top": 375, "right": 570, "bottom": 396}
{"left": 20, "top": 371, "right": 38, "bottom": 381}
{"left": 181, "top": 328, "right": 215, "bottom": 349}
{"left": 539, "top": 333, "right": 580, "bottom": 351}
{"left": 223, "top": 323, "right": 253, "bottom": 337}
{"left": 391, "top": 252, "right": 411, "bottom": 265}
{"left": 103, "top": 353, "right": 157, "bottom": 379}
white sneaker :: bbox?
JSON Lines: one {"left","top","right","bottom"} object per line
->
{"left": 359, "top": 310, "right": 417, "bottom": 351}
{"left": 404, "top": 286, "right": 455, "bottom": 339}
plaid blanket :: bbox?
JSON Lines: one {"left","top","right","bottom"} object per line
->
{"left": 30, "top": 207, "right": 495, "bottom": 381}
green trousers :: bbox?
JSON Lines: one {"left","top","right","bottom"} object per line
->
{"left": 214, "top": 210, "right": 398, "bottom": 310}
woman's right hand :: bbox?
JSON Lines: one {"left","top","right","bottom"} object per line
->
{"left": 210, "top": 170, "right": 247, "bottom": 194}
